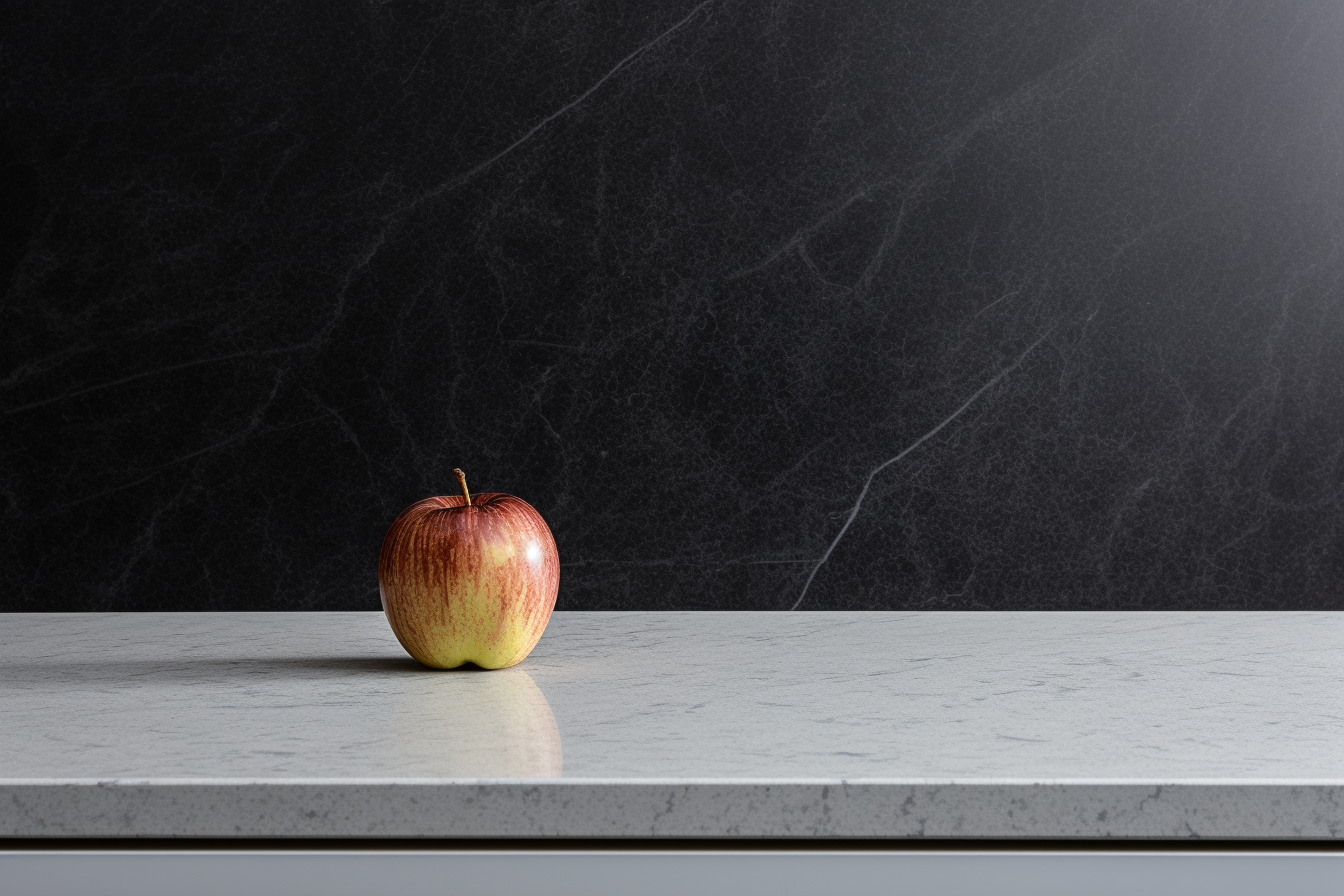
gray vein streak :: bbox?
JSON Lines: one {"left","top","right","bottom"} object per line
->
{"left": 5, "top": 350, "right": 258, "bottom": 415}
{"left": 729, "top": 19, "right": 1124, "bottom": 282}
{"left": 6, "top": 231, "right": 389, "bottom": 416}
{"left": 389, "top": 0, "right": 715, "bottom": 219}
{"left": 790, "top": 328, "right": 1054, "bottom": 610}
{"left": 5, "top": 3, "right": 714, "bottom": 416}
{"left": 727, "top": 183, "right": 881, "bottom": 280}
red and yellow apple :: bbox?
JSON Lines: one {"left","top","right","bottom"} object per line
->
{"left": 378, "top": 469, "right": 559, "bottom": 669}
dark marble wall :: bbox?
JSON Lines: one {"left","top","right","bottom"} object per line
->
{"left": 4, "top": 2, "right": 1343, "bottom": 612}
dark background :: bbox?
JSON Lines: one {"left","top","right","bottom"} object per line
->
{"left": 4, "top": 2, "right": 1344, "bottom": 612}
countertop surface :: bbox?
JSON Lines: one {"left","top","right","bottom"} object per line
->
{"left": 2, "top": 611, "right": 1342, "bottom": 839}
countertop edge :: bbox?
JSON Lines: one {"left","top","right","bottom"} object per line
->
{"left": 4, "top": 781, "right": 1341, "bottom": 840}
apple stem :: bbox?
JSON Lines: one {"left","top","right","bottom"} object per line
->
{"left": 453, "top": 468, "right": 472, "bottom": 506}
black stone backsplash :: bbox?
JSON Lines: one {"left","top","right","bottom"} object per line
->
{"left": 4, "top": 2, "right": 1343, "bottom": 611}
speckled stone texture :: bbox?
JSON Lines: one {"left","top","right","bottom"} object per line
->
{"left": 3, "top": 612, "right": 1342, "bottom": 838}
{"left": 5, "top": 3, "right": 1344, "bottom": 612}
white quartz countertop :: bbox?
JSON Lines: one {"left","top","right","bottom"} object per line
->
{"left": 2, "top": 611, "right": 1342, "bottom": 839}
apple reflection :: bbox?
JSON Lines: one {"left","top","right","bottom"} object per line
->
{"left": 393, "top": 667, "right": 562, "bottom": 778}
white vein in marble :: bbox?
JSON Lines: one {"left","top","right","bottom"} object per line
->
{"left": 2, "top": 612, "right": 1342, "bottom": 838}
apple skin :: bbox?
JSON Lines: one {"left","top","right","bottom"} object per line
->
{"left": 378, "top": 492, "right": 559, "bottom": 670}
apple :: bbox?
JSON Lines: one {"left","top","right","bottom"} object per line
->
{"left": 378, "top": 468, "right": 559, "bottom": 669}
